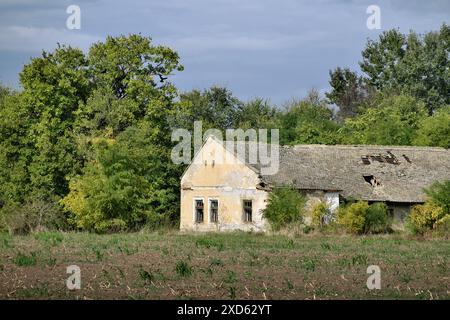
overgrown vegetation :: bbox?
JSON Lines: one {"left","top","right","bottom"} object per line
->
{"left": 337, "top": 201, "right": 369, "bottom": 234}
{"left": 262, "top": 188, "right": 306, "bottom": 231}
{"left": 310, "top": 202, "right": 329, "bottom": 229}
{"left": 334, "top": 201, "right": 390, "bottom": 235}
{"left": 407, "top": 181, "right": 450, "bottom": 235}
{"left": 364, "top": 203, "right": 391, "bottom": 234}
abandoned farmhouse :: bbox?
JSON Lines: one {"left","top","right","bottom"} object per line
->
{"left": 180, "top": 136, "right": 450, "bottom": 232}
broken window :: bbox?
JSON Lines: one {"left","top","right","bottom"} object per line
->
{"left": 210, "top": 199, "right": 218, "bottom": 223}
{"left": 243, "top": 200, "right": 252, "bottom": 222}
{"left": 363, "top": 175, "right": 381, "bottom": 187}
{"left": 195, "top": 199, "right": 204, "bottom": 223}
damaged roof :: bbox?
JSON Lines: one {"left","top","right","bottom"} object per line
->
{"left": 227, "top": 140, "right": 450, "bottom": 203}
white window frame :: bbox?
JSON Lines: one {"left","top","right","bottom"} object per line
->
{"left": 242, "top": 199, "right": 253, "bottom": 223}
{"left": 193, "top": 197, "right": 205, "bottom": 224}
{"left": 208, "top": 198, "right": 219, "bottom": 224}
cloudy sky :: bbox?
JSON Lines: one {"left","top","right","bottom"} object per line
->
{"left": 0, "top": 0, "right": 448, "bottom": 104}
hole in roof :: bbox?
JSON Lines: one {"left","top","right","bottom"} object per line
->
{"left": 402, "top": 154, "right": 412, "bottom": 163}
{"left": 361, "top": 156, "right": 370, "bottom": 165}
{"left": 363, "top": 175, "right": 381, "bottom": 187}
{"left": 361, "top": 152, "right": 400, "bottom": 165}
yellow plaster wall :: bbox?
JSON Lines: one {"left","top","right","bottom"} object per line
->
{"left": 180, "top": 137, "right": 269, "bottom": 232}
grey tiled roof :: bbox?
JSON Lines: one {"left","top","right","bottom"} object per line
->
{"left": 226, "top": 140, "right": 450, "bottom": 203}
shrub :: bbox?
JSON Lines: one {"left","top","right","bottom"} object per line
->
{"left": 310, "top": 202, "right": 329, "bottom": 229}
{"left": 407, "top": 202, "right": 444, "bottom": 235}
{"left": 364, "top": 202, "right": 390, "bottom": 234}
{"left": 424, "top": 180, "right": 450, "bottom": 214}
{"left": 262, "top": 187, "right": 306, "bottom": 231}
{"left": 0, "top": 197, "right": 67, "bottom": 235}
{"left": 432, "top": 215, "right": 450, "bottom": 237}
{"left": 337, "top": 201, "right": 368, "bottom": 234}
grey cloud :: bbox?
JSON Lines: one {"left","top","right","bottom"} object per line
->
{"left": 0, "top": 0, "right": 448, "bottom": 104}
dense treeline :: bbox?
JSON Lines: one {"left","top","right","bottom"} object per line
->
{"left": 0, "top": 25, "right": 449, "bottom": 233}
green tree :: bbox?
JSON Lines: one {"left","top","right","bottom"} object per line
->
{"left": 339, "top": 95, "right": 426, "bottom": 145}
{"left": 360, "top": 29, "right": 406, "bottom": 91}
{"left": 278, "top": 98, "right": 341, "bottom": 145}
{"left": 360, "top": 25, "right": 450, "bottom": 114}
{"left": 414, "top": 106, "right": 450, "bottom": 148}
{"left": 2, "top": 34, "right": 184, "bottom": 231}
{"left": 326, "top": 67, "right": 370, "bottom": 120}
{"left": 425, "top": 180, "right": 450, "bottom": 215}
{"left": 19, "top": 45, "right": 90, "bottom": 198}
{"left": 236, "top": 98, "right": 278, "bottom": 130}
{"left": 61, "top": 122, "right": 181, "bottom": 232}
{"left": 178, "top": 87, "right": 242, "bottom": 131}
{"left": 0, "top": 90, "right": 34, "bottom": 204}
{"left": 88, "top": 34, "right": 183, "bottom": 102}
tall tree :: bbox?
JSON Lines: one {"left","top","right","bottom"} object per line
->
{"left": 62, "top": 35, "right": 184, "bottom": 231}
{"left": 76, "top": 34, "right": 183, "bottom": 138}
{"left": 414, "top": 106, "right": 450, "bottom": 148}
{"left": 339, "top": 95, "right": 427, "bottom": 146}
{"left": 326, "top": 67, "right": 370, "bottom": 120}
{"left": 18, "top": 45, "right": 90, "bottom": 198}
{"left": 360, "top": 24, "right": 450, "bottom": 114}
{"left": 0, "top": 90, "right": 34, "bottom": 204}
{"left": 178, "top": 86, "right": 242, "bottom": 131}
{"left": 235, "top": 98, "right": 278, "bottom": 130}
{"left": 278, "top": 97, "right": 341, "bottom": 145}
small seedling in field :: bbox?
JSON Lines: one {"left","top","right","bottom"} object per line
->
{"left": 175, "top": 260, "right": 193, "bottom": 278}
{"left": 352, "top": 254, "right": 368, "bottom": 266}
{"left": 93, "top": 248, "right": 104, "bottom": 261}
{"left": 223, "top": 270, "right": 236, "bottom": 284}
{"left": 201, "top": 267, "right": 214, "bottom": 277}
{"left": 14, "top": 251, "right": 37, "bottom": 266}
{"left": 283, "top": 238, "right": 295, "bottom": 249}
{"left": 284, "top": 278, "right": 294, "bottom": 290}
{"left": 118, "top": 245, "right": 138, "bottom": 255}
{"left": 228, "top": 286, "right": 236, "bottom": 299}
{"left": 115, "top": 266, "right": 126, "bottom": 279}
{"left": 138, "top": 267, "right": 154, "bottom": 283}
{"left": 302, "top": 258, "right": 316, "bottom": 272}
{"left": 46, "top": 257, "right": 57, "bottom": 267}
{"left": 400, "top": 273, "right": 413, "bottom": 284}
{"left": 209, "top": 257, "right": 224, "bottom": 267}
{"left": 337, "top": 257, "right": 351, "bottom": 268}
{"left": 101, "top": 269, "right": 115, "bottom": 282}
